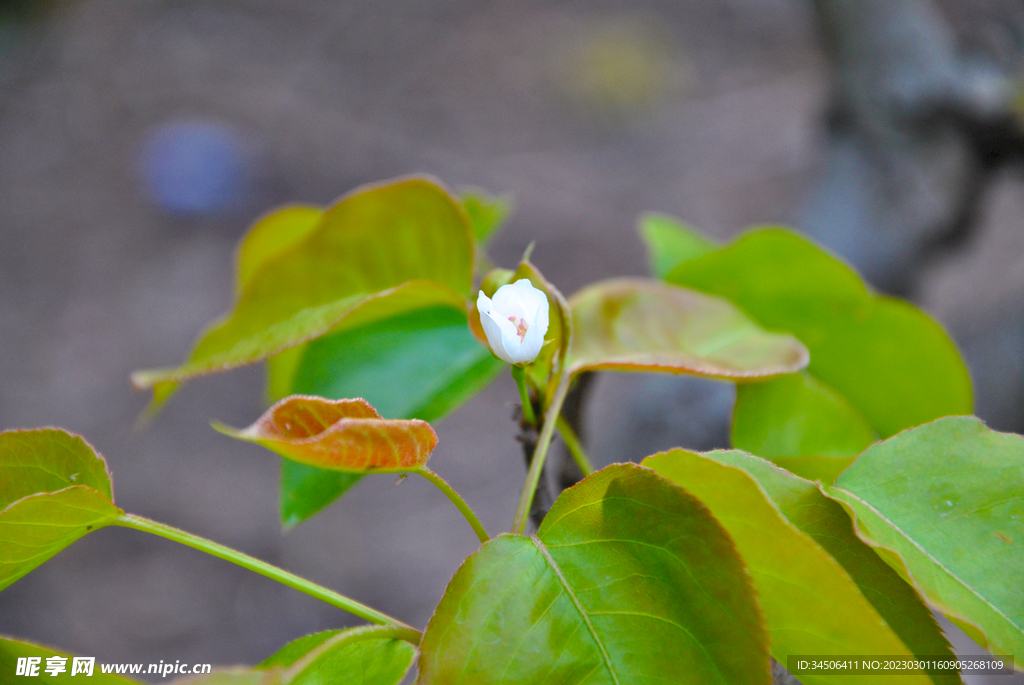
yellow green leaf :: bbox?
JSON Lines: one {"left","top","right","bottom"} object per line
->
{"left": 0, "top": 429, "right": 122, "bottom": 592}
{"left": 132, "top": 177, "right": 475, "bottom": 411}
{"left": 567, "top": 277, "right": 809, "bottom": 378}
{"left": 646, "top": 449, "right": 947, "bottom": 685}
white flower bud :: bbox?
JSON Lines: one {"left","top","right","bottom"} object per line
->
{"left": 476, "top": 279, "right": 550, "bottom": 365}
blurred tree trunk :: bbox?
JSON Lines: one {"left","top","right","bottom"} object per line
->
{"left": 801, "top": 0, "right": 1023, "bottom": 295}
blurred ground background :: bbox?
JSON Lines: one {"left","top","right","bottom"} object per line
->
{"left": 0, "top": 1, "right": 1022, "bottom": 683}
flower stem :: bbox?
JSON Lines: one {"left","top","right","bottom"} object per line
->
{"left": 510, "top": 365, "right": 537, "bottom": 426}
{"left": 115, "top": 513, "right": 418, "bottom": 637}
{"left": 556, "top": 414, "right": 594, "bottom": 476}
{"left": 512, "top": 371, "right": 572, "bottom": 534}
{"left": 416, "top": 467, "right": 490, "bottom": 544}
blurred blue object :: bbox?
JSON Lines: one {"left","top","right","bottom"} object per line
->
{"left": 139, "top": 119, "right": 251, "bottom": 215}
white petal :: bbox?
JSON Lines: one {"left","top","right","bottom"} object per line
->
{"left": 532, "top": 291, "right": 550, "bottom": 339}
{"left": 481, "top": 315, "right": 516, "bottom": 364}
{"left": 480, "top": 280, "right": 550, "bottom": 364}
{"left": 516, "top": 316, "right": 546, "bottom": 363}
{"left": 476, "top": 290, "right": 493, "bottom": 316}
{"left": 491, "top": 280, "right": 529, "bottom": 321}
{"left": 477, "top": 290, "right": 518, "bottom": 364}
{"left": 503, "top": 279, "right": 547, "bottom": 318}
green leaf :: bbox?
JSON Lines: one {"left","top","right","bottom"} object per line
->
{"left": 278, "top": 462, "right": 363, "bottom": 530}
{"left": 829, "top": 416, "right": 1024, "bottom": 670}
{"left": 173, "top": 628, "right": 417, "bottom": 683}
{"left": 645, "top": 449, "right": 946, "bottom": 685}
{"left": 0, "top": 429, "right": 122, "bottom": 591}
{"left": 639, "top": 213, "right": 714, "bottom": 278}
{"left": 693, "top": 449, "right": 958, "bottom": 681}
{"left": 732, "top": 373, "right": 876, "bottom": 483}
{"left": 418, "top": 463, "right": 771, "bottom": 684}
{"left": 664, "top": 227, "right": 971, "bottom": 481}
{"left": 276, "top": 307, "right": 503, "bottom": 421}
{"left": 461, "top": 188, "right": 512, "bottom": 246}
{"left": 282, "top": 628, "right": 416, "bottom": 685}
{"left": 288, "top": 641, "right": 413, "bottom": 685}
{"left": 0, "top": 428, "right": 113, "bottom": 504}
{"left": 132, "top": 177, "right": 475, "bottom": 409}
{"left": 258, "top": 630, "right": 344, "bottom": 670}
{"left": 214, "top": 396, "right": 437, "bottom": 473}
{"left": 136, "top": 282, "right": 465, "bottom": 394}
{"left": 567, "top": 278, "right": 809, "bottom": 378}
{"left": 267, "top": 306, "right": 503, "bottom": 527}
{"left": 0, "top": 637, "right": 142, "bottom": 683}
{"left": 255, "top": 626, "right": 416, "bottom": 685}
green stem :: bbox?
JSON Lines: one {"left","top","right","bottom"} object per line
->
{"left": 556, "top": 415, "right": 594, "bottom": 476}
{"left": 510, "top": 365, "right": 537, "bottom": 426}
{"left": 115, "top": 513, "right": 418, "bottom": 636}
{"left": 417, "top": 467, "right": 490, "bottom": 544}
{"left": 512, "top": 371, "right": 572, "bottom": 534}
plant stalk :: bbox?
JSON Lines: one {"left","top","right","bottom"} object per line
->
{"left": 115, "top": 513, "right": 418, "bottom": 636}
{"left": 416, "top": 467, "right": 490, "bottom": 544}
{"left": 556, "top": 370, "right": 595, "bottom": 493}
{"left": 512, "top": 370, "right": 572, "bottom": 534}
{"left": 510, "top": 365, "right": 537, "bottom": 426}
{"left": 556, "top": 414, "right": 594, "bottom": 476}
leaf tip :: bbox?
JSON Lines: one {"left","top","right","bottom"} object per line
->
{"left": 210, "top": 420, "right": 243, "bottom": 439}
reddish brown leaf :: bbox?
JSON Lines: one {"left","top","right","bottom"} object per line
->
{"left": 215, "top": 395, "right": 438, "bottom": 472}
